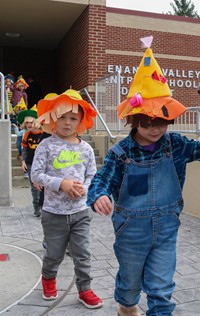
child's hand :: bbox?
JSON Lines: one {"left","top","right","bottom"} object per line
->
{"left": 21, "top": 161, "right": 27, "bottom": 172}
{"left": 94, "top": 195, "right": 113, "bottom": 216}
{"left": 60, "top": 180, "right": 84, "bottom": 199}
{"left": 33, "top": 182, "right": 43, "bottom": 191}
{"left": 73, "top": 181, "right": 85, "bottom": 196}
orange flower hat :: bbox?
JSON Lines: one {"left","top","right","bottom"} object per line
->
{"left": 37, "top": 89, "right": 97, "bottom": 135}
{"left": 14, "top": 76, "right": 29, "bottom": 89}
{"left": 117, "top": 36, "right": 186, "bottom": 121}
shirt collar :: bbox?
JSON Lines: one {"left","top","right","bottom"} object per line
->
{"left": 128, "top": 129, "right": 170, "bottom": 150}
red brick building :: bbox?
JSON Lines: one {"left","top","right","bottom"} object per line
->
{"left": 1, "top": 1, "right": 200, "bottom": 107}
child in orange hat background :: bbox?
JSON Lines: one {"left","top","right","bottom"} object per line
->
{"left": 87, "top": 36, "right": 200, "bottom": 316}
{"left": 10, "top": 75, "right": 28, "bottom": 110}
{"left": 8, "top": 75, "right": 29, "bottom": 128}
{"left": 31, "top": 89, "right": 103, "bottom": 309}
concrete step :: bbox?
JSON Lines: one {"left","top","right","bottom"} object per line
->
{"left": 12, "top": 176, "right": 30, "bottom": 188}
{"left": 12, "top": 148, "right": 19, "bottom": 158}
{"left": 12, "top": 166, "right": 24, "bottom": 177}
{"left": 93, "top": 148, "right": 99, "bottom": 156}
{"left": 97, "top": 164, "right": 103, "bottom": 171}
{"left": 11, "top": 142, "right": 17, "bottom": 149}
{"left": 12, "top": 157, "right": 22, "bottom": 166}
{"left": 95, "top": 156, "right": 103, "bottom": 164}
{"left": 81, "top": 134, "right": 92, "bottom": 141}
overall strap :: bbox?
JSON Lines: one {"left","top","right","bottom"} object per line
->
{"left": 162, "top": 133, "right": 172, "bottom": 156}
{"left": 110, "top": 144, "right": 131, "bottom": 164}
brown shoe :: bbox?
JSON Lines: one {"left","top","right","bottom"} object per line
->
{"left": 117, "top": 304, "right": 141, "bottom": 316}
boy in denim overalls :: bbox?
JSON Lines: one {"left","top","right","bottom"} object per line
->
{"left": 87, "top": 36, "right": 200, "bottom": 316}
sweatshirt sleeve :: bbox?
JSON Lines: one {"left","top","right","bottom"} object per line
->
{"left": 31, "top": 141, "right": 63, "bottom": 192}
{"left": 13, "top": 125, "right": 20, "bottom": 136}
{"left": 82, "top": 145, "right": 97, "bottom": 193}
{"left": 87, "top": 149, "right": 123, "bottom": 208}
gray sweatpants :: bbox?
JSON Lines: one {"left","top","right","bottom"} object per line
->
{"left": 41, "top": 208, "right": 93, "bottom": 292}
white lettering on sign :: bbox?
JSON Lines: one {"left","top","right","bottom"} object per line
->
{"left": 107, "top": 64, "right": 200, "bottom": 95}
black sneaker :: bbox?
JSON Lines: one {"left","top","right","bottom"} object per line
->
{"left": 34, "top": 210, "right": 41, "bottom": 217}
{"left": 42, "top": 238, "right": 47, "bottom": 249}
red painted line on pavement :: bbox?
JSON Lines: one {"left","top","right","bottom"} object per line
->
{"left": 0, "top": 254, "right": 9, "bottom": 261}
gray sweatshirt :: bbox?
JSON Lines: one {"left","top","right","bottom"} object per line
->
{"left": 31, "top": 134, "right": 97, "bottom": 215}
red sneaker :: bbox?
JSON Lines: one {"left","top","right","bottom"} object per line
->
{"left": 42, "top": 276, "right": 58, "bottom": 300}
{"left": 79, "top": 289, "right": 103, "bottom": 309}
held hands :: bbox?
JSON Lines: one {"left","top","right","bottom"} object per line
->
{"left": 60, "top": 180, "right": 85, "bottom": 199}
{"left": 94, "top": 195, "right": 113, "bottom": 216}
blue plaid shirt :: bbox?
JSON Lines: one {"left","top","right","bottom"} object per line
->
{"left": 87, "top": 130, "right": 200, "bottom": 208}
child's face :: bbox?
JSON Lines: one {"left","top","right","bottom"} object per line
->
{"left": 25, "top": 120, "right": 34, "bottom": 131}
{"left": 5, "top": 79, "right": 12, "bottom": 86}
{"left": 55, "top": 110, "right": 82, "bottom": 141}
{"left": 17, "top": 84, "right": 25, "bottom": 91}
{"left": 135, "top": 124, "right": 168, "bottom": 146}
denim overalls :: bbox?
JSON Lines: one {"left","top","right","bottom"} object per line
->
{"left": 111, "top": 137, "right": 183, "bottom": 316}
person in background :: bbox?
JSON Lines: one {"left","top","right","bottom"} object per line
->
{"left": 4, "top": 74, "right": 15, "bottom": 129}
{"left": 19, "top": 109, "right": 44, "bottom": 217}
{"left": 12, "top": 122, "right": 29, "bottom": 177}
{"left": 10, "top": 75, "right": 29, "bottom": 111}
{"left": 31, "top": 89, "right": 103, "bottom": 309}
{"left": 12, "top": 123, "right": 25, "bottom": 157}
{"left": 87, "top": 36, "right": 200, "bottom": 316}
{"left": 26, "top": 75, "right": 43, "bottom": 109}
{"left": 5, "top": 74, "right": 15, "bottom": 106}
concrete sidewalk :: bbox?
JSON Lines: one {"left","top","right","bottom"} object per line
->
{"left": 0, "top": 187, "right": 200, "bottom": 315}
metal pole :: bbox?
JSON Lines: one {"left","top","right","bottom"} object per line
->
{"left": 116, "top": 70, "right": 121, "bottom": 133}
{"left": 83, "top": 88, "right": 116, "bottom": 140}
{"left": 0, "top": 72, "right": 5, "bottom": 118}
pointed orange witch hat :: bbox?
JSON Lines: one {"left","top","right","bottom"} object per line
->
{"left": 117, "top": 36, "right": 186, "bottom": 121}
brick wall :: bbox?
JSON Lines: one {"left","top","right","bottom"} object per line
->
{"left": 106, "top": 9, "right": 200, "bottom": 107}
{"left": 107, "top": 27, "right": 200, "bottom": 57}
{"left": 56, "top": 4, "right": 106, "bottom": 92}
{"left": 2, "top": 4, "right": 200, "bottom": 109}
